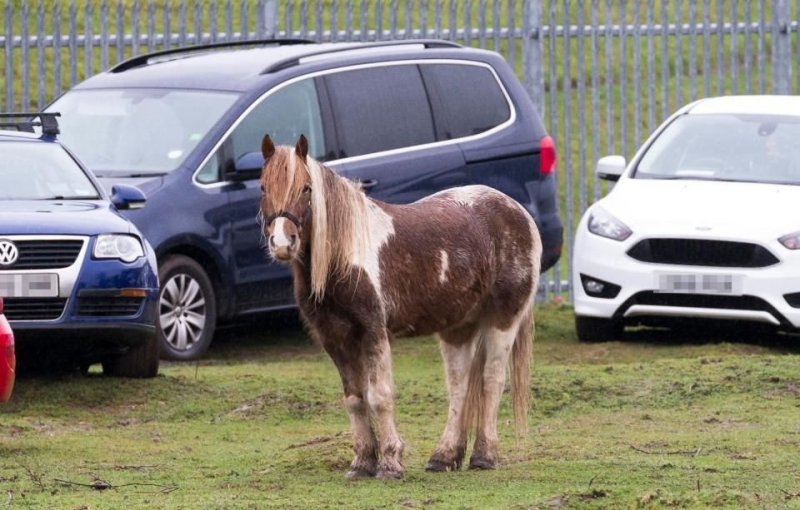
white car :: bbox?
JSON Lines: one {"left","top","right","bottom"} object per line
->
{"left": 573, "top": 95, "right": 800, "bottom": 341}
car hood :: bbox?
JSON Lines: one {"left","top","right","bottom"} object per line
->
{"left": 598, "top": 179, "right": 800, "bottom": 240}
{"left": 0, "top": 200, "right": 135, "bottom": 236}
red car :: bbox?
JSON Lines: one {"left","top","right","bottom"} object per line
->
{"left": 0, "top": 297, "right": 15, "bottom": 402}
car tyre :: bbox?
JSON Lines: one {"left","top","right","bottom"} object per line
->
{"left": 102, "top": 332, "right": 159, "bottom": 378}
{"left": 575, "top": 315, "right": 623, "bottom": 342}
{"left": 157, "top": 255, "right": 217, "bottom": 361}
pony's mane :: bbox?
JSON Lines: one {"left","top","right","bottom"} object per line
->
{"left": 271, "top": 147, "right": 371, "bottom": 301}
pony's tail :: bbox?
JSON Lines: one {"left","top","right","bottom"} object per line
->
{"left": 510, "top": 307, "right": 533, "bottom": 438}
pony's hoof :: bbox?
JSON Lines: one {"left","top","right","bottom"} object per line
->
{"left": 376, "top": 468, "right": 403, "bottom": 480}
{"left": 425, "top": 459, "right": 457, "bottom": 472}
{"left": 345, "top": 468, "right": 375, "bottom": 480}
{"left": 468, "top": 456, "right": 496, "bottom": 470}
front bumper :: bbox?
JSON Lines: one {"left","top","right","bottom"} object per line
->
{"left": 573, "top": 232, "right": 800, "bottom": 330}
{"left": 2, "top": 234, "right": 158, "bottom": 339}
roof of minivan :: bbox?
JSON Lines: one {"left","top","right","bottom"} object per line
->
{"left": 72, "top": 41, "right": 474, "bottom": 92}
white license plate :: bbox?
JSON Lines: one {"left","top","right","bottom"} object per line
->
{"left": 0, "top": 273, "right": 59, "bottom": 298}
{"left": 657, "top": 273, "right": 740, "bottom": 295}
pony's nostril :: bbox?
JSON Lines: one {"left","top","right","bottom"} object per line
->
{"left": 290, "top": 234, "right": 298, "bottom": 246}
{"left": 269, "top": 236, "right": 276, "bottom": 248}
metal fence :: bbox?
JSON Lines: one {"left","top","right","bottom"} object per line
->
{"left": 2, "top": 0, "right": 800, "bottom": 301}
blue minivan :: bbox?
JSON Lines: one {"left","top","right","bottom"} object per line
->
{"left": 47, "top": 40, "right": 562, "bottom": 360}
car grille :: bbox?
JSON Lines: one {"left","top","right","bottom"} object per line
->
{"left": 3, "top": 298, "right": 67, "bottom": 321}
{"left": 77, "top": 297, "right": 145, "bottom": 317}
{"left": 625, "top": 291, "right": 772, "bottom": 311}
{"left": 6, "top": 239, "right": 84, "bottom": 270}
{"left": 627, "top": 238, "right": 779, "bottom": 268}
{"left": 618, "top": 291, "right": 789, "bottom": 327}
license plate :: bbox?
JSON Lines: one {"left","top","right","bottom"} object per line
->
{"left": 0, "top": 273, "right": 59, "bottom": 298}
{"left": 656, "top": 273, "right": 740, "bottom": 295}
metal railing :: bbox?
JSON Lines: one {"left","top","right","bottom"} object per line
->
{"left": 2, "top": 0, "right": 799, "bottom": 301}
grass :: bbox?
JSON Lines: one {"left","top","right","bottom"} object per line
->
{"left": 2, "top": 304, "right": 800, "bottom": 508}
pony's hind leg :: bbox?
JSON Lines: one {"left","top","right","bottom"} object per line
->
{"left": 469, "top": 324, "right": 519, "bottom": 470}
{"left": 366, "top": 332, "right": 405, "bottom": 479}
{"left": 426, "top": 328, "right": 477, "bottom": 472}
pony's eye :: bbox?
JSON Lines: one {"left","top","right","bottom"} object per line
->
{"left": 302, "top": 184, "right": 312, "bottom": 194}
{"left": 260, "top": 183, "right": 266, "bottom": 194}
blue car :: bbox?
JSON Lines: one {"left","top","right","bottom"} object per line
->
{"left": 0, "top": 113, "right": 159, "bottom": 377}
{"left": 48, "top": 40, "right": 563, "bottom": 361}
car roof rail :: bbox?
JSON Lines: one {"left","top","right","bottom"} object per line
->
{"left": 261, "top": 39, "right": 464, "bottom": 74}
{"left": 0, "top": 112, "right": 61, "bottom": 137}
{"left": 110, "top": 38, "right": 317, "bottom": 73}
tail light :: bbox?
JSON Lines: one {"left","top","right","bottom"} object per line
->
{"left": 539, "top": 135, "right": 556, "bottom": 176}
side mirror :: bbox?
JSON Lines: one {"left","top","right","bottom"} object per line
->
{"left": 596, "top": 155, "right": 626, "bottom": 182}
{"left": 226, "top": 152, "right": 264, "bottom": 182}
{"left": 111, "top": 184, "right": 147, "bottom": 210}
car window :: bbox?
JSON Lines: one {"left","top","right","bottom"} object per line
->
{"left": 0, "top": 141, "right": 99, "bottom": 200}
{"left": 420, "top": 63, "right": 511, "bottom": 140}
{"left": 635, "top": 114, "right": 800, "bottom": 185}
{"left": 324, "top": 65, "right": 435, "bottom": 158}
{"left": 197, "top": 78, "right": 324, "bottom": 184}
{"left": 48, "top": 88, "right": 239, "bottom": 176}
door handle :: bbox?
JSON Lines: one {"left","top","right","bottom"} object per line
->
{"left": 360, "top": 179, "right": 379, "bottom": 191}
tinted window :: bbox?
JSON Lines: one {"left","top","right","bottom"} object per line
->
{"left": 324, "top": 65, "right": 435, "bottom": 158}
{"left": 421, "top": 64, "right": 510, "bottom": 140}
{"left": 197, "top": 78, "right": 324, "bottom": 183}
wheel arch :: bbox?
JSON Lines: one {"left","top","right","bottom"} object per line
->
{"left": 156, "top": 242, "right": 234, "bottom": 320}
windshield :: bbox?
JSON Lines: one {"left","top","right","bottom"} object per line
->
{"left": 634, "top": 113, "right": 800, "bottom": 185}
{"left": 48, "top": 88, "right": 239, "bottom": 176}
{"left": 0, "top": 141, "right": 99, "bottom": 200}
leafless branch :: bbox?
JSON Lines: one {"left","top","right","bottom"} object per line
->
{"left": 629, "top": 444, "right": 702, "bottom": 456}
{"left": 54, "top": 478, "right": 178, "bottom": 494}
{"left": 781, "top": 489, "right": 800, "bottom": 500}
{"left": 16, "top": 463, "right": 45, "bottom": 491}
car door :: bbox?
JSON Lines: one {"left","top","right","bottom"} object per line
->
{"left": 320, "top": 63, "right": 466, "bottom": 203}
{"left": 197, "top": 77, "right": 330, "bottom": 312}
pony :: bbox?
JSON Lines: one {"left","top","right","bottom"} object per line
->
{"left": 258, "top": 134, "right": 542, "bottom": 479}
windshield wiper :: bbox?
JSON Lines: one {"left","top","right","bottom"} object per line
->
{"left": 39, "top": 195, "right": 100, "bottom": 200}
{"left": 125, "top": 172, "right": 167, "bottom": 178}
{"left": 92, "top": 172, "right": 167, "bottom": 178}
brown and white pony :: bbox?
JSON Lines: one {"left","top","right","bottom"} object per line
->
{"left": 258, "top": 134, "right": 541, "bottom": 479}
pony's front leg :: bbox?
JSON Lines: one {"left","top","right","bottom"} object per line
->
{"left": 367, "top": 333, "right": 405, "bottom": 479}
{"left": 343, "top": 392, "right": 378, "bottom": 479}
{"left": 323, "top": 342, "right": 378, "bottom": 479}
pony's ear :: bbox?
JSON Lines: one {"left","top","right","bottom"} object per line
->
{"left": 295, "top": 134, "right": 309, "bottom": 162}
{"left": 261, "top": 134, "right": 275, "bottom": 160}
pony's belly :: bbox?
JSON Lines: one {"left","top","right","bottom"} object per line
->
{"left": 387, "top": 292, "right": 484, "bottom": 338}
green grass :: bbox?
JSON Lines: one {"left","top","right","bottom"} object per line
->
{"left": 2, "top": 305, "right": 800, "bottom": 508}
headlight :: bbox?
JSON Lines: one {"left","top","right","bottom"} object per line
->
{"left": 94, "top": 234, "right": 144, "bottom": 262}
{"left": 588, "top": 207, "right": 632, "bottom": 241}
{"left": 779, "top": 231, "right": 800, "bottom": 250}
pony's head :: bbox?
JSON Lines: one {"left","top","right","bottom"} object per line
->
{"left": 258, "top": 133, "right": 371, "bottom": 301}
{"left": 258, "top": 134, "right": 313, "bottom": 263}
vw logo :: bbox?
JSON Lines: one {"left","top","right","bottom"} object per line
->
{"left": 0, "top": 240, "right": 19, "bottom": 266}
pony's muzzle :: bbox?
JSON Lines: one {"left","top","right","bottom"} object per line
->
{"left": 268, "top": 217, "right": 299, "bottom": 261}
